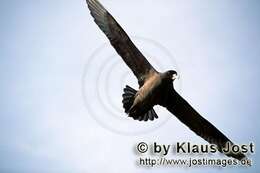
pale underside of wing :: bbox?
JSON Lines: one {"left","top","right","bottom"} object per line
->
{"left": 86, "top": 0, "right": 156, "bottom": 86}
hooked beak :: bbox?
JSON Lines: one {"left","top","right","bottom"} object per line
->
{"left": 172, "top": 73, "right": 179, "bottom": 80}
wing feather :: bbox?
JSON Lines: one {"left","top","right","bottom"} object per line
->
{"left": 86, "top": 0, "right": 156, "bottom": 85}
{"left": 165, "top": 90, "right": 246, "bottom": 160}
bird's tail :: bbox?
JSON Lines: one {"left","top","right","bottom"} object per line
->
{"left": 122, "top": 85, "right": 158, "bottom": 121}
{"left": 122, "top": 85, "right": 137, "bottom": 113}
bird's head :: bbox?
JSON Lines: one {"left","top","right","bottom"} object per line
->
{"left": 162, "top": 70, "right": 178, "bottom": 82}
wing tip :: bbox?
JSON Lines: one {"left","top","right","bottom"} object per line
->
{"left": 86, "top": 0, "right": 106, "bottom": 12}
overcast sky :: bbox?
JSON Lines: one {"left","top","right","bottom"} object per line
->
{"left": 0, "top": 0, "right": 260, "bottom": 172}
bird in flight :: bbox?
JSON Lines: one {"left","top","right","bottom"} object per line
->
{"left": 86, "top": 0, "right": 246, "bottom": 160}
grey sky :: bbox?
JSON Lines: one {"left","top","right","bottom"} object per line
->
{"left": 0, "top": 0, "right": 260, "bottom": 172}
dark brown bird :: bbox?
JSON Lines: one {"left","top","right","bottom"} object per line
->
{"left": 86, "top": 0, "right": 246, "bottom": 160}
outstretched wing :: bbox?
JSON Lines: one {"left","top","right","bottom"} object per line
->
{"left": 165, "top": 90, "right": 246, "bottom": 160}
{"left": 86, "top": 0, "right": 156, "bottom": 85}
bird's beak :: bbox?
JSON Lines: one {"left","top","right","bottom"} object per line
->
{"left": 172, "top": 74, "right": 179, "bottom": 80}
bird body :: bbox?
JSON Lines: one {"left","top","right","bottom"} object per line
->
{"left": 86, "top": 0, "right": 246, "bottom": 160}
{"left": 132, "top": 72, "right": 161, "bottom": 109}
